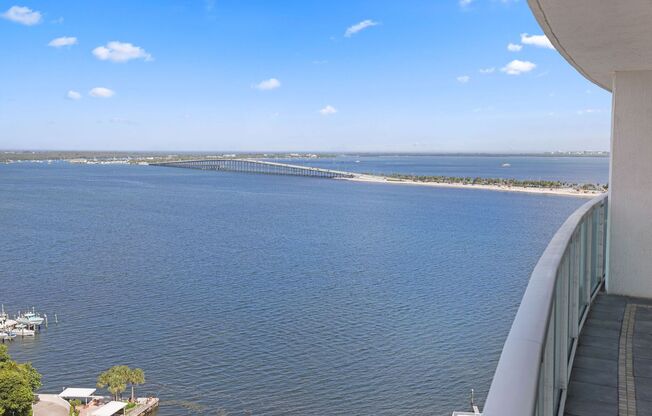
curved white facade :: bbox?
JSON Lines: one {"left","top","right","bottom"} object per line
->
{"left": 528, "top": 0, "right": 652, "bottom": 91}
{"left": 528, "top": 1, "right": 652, "bottom": 297}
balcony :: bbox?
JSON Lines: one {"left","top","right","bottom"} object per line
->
{"left": 483, "top": 194, "right": 608, "bottom": 415}
{"left": 477, "top": 1, "right": 652, "bottom": 414}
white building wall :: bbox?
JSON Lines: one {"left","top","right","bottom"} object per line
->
{"left": 607, "top": 70, "right": 652, "bottom": 297}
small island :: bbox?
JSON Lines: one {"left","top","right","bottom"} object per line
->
{"left": 1, "top": 151, "right": 608, "bottom": 197}
{"left": 345, "top": 173, "right": 607, "bottom": 197}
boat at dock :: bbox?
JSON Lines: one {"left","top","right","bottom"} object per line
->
{"left": 0, "top": 305, "right": 8, "bottom": 325}
{"left": 17, "top": 311, "right": 45, "bottom": 327}
{"left": 0, "top": 306, "right": 18, "bottom": 331}
{"left": 0, "top": 319, "right": 18, "bottom": 330}
{"left": 11, "top": 324, "right": 35, "bottom": 336}
{"left": 0, "top": 331, "right": 16, "bottom": 341}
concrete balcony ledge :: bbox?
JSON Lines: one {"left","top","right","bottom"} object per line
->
{"left": 528, "top": 0, "right": 652, "bottom": 91}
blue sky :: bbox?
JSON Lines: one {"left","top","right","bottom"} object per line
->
{"left": 0, "top": 0, "right": 612, "bottom": 152}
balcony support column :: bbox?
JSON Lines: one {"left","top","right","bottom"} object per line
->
{"left": 607, "top": 70, "right": 652, "bottom": 297}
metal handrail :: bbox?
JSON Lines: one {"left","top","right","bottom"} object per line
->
{"left": 483, "top": 193, "right": 608, "bottom": 416}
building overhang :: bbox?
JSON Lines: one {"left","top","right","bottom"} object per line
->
{"left": 528, "top": 0, "right": 652, "bottom": 92}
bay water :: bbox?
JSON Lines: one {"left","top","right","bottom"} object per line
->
{"left": 0, "top": 157, "right": 606, "bottom": 415}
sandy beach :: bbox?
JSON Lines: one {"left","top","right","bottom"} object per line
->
{"left": 341, "top": 174, "right": 604, "bottom": 198}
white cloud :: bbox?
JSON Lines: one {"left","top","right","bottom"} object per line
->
{"left": 89, "top": 87, "right": 115, "bottom": 98}
{"left": 520, "top": 33, "right": 554, "bottom": 49}
{"left": 319, "top": 105, "right": 337, "bottom": 115}
{"left": 501, "top": 60, "right": 536, "bottom": 75}
{"left": 577, "top": 109, "right": 603, "bottom": 115}
{"left": 456, "top": 75, "right": 470, "bottom": 84}
{"left": 254, "top": 78, "right": 281, "bottom": 91}
{"left": 49, "top": 36, "right": 78, "bottom": 48}
{"left": 507, "top": 43, "right": 522, "bottom": 52}
{"left": 66, "top": 90, "right": 81, "bottom": 100}
{"left": 479, "top": 67, "right": 495, "bottom": 74}
{"left": 109, "top": 117, "right": 135, "bottom": 125}
{"left": 92, "top": 41, "right": 152, "bottom": 63}
{"left": 1, "top": 6, "right": 42, "bottom": 25}
{"left": 344, "top": 20, "right": 379, "bottom": 37}
{"left": 473, "top": 106, "right": 495, "bottom": 113}
{"left": 463, "top": 0, "right": 517, "bottom": 8}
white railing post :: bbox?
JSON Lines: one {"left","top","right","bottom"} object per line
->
{"left": 558, "top": 256, "right": 569, "bottom": 391}
{"left": 543, "top": 318, "right": 555, "bottom": 416}
{"left": 569, "top": 233, "right": 580, "bottom": 339}
{"left": 582, "top": 221, "right": 590, "bottom": 309}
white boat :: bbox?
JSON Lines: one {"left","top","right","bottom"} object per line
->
{"left": 0, "top": 331, "right": 16, "bottom": 341}
{"left": 17, "top": 312, "right": 44, "bottom": 327}
{"left": 0, "top": 306, "right": 16, "bottom": 331}
{"left": 12, "top": 324, "right": 35, "bottom": 336}
{"left": 0, "top": 319, "right": 17, "bottom": 330}
{"left": 501, "top": 163, "right": 511, "bottom": 167}
{"left": 0, "top": 305, "right": 7, "bottom": 325}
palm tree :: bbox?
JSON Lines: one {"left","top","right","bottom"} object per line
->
{"left": 97, "top": 366, "right": 129, "bottom": 401}
{"left": 97, "top": 365, "right": 146, "bottom": 402}
{"left": 128, "top": 368, "right": 145, "bottom": 402}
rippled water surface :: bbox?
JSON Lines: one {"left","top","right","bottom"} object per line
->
{"left": 0, "top": 161, "right": 594, "bottom": 415}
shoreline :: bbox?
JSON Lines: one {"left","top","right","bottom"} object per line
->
{"left": 2, "top": 160, "right": 605, "bottom": 198}
{"left": 341, "top": 174, "right": 603, "bottom": 198}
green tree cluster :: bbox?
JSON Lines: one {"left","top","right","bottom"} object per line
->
{"left": 96, "top": 366, "right": 145, "bottom": 402}
{"left": 68, "top": 399, "right": 81, "bottom": 416}
{"left": 385, "top": 173, "right": 608, "bottom": 192}
{"left": 0, "top": 345, "right": 42, "bottom": 416}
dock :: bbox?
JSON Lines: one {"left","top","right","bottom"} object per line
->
{"left": 35, "top": 394, "right": 159, "bottom": 416}
{"left": 127, "top": 397, "right": 159, "bottom": 416}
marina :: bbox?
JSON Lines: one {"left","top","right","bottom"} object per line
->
{"left": 0, "top": 306, "right": 48, "bottom": 341}
{"left": 2, "top": 302, "right": 161, "bottom": 415}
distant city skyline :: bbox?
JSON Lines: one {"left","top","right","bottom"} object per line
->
{"left": 0, "top": 0, "right": 611, "bottom": 152}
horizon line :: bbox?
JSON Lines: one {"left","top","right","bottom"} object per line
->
{"left": 1, "top": 149, "right": 611, "bottom": 155}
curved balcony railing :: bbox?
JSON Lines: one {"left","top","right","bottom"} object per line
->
{"left": 483, "top": 194, "right": 608, "bottom": 416}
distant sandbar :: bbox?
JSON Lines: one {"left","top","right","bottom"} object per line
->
{"left": 341, "top": 174, "right": 604, "bottom": 198}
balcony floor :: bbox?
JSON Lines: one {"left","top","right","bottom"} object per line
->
{"left": 565, "top": 294, "right": 652, "bottom": 416}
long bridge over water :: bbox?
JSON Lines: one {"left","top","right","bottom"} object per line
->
{"left": 151, "top": 159, "right": 356, "bottom": 179}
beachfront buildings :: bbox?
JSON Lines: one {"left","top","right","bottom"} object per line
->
{"left": 482, "top": 1, "right": 652, "bottom": 415}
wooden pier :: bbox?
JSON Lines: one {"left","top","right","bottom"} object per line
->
{"left": 151, "top": 158, "right": 355, "bottom": 179}
{"left": 129, "top": 397, "right": 159, "bottom": 416}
